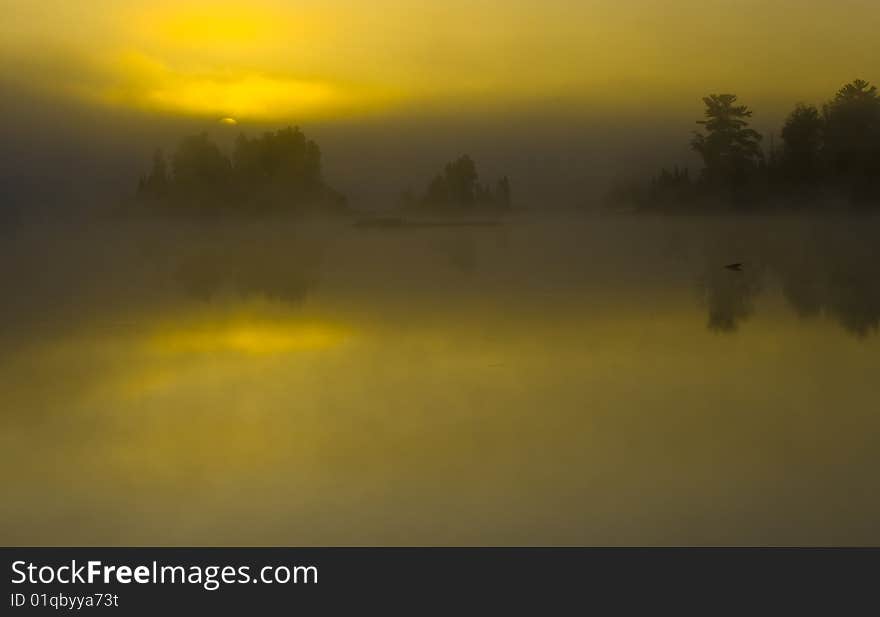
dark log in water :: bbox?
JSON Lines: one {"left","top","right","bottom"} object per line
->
{"left": 353, "top": 216, "right": 503, "bottom": 229}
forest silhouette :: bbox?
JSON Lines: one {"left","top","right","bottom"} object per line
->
{"left": 137, "top": 79, "right": 879, "bottom": 215}
{"left": 137, "top": 127, "right": 346, "bottom": 214}
{"left": 410, "top": 155, "right": 511, "bottom": 211}
{"left": 609, "top": 79, "right": 880, "bottom": 210}
{"left": 138, "top": 131, "right": 511, "bottom": 216}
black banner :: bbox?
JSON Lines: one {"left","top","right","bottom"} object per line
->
{"left": 2, "top": 548, "right": 877, "bottom": 613}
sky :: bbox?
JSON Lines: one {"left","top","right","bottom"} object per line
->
{"left": 1, "top": 0, "right": 878, "bottom": 206}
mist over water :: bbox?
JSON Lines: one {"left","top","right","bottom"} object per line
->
{"left": 1, "top": 212, "right": 878, "bottom": 545}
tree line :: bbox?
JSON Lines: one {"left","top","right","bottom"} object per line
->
{"left": 137, "top": 127, "right": 346, "bottom": 214}
{"left": 138, "top": 130, "right": 512, "bottom": 215}
{"left": 610, "top": 79, "right": 880, "bottom": 210}
{"left": 140, "top": 79, "right": 878, "bottom": 215}
{"left": 408, "top": 155, "right": 511, "bottom": 211}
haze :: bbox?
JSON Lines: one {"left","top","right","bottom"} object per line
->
{"left": 2, "top": 0, "right": 880, "bottom": 547}
{"left": 2, "top": 0, "right": 878, "bottom": 208}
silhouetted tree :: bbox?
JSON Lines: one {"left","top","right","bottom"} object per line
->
{"left": 444, "top": 155, "right": 478, "bottom": 205}
{"left": 652, "top": 166, "right": 693, "bottom": 204}
{"left": 610, "top": 80, "right": 880, "bottom": 210}
{"left": 136, "top": 127, "right": 345, "bottom": 214}
{"left": 691, "top": 94, "right": 763, "bottom": 192}
{"left": 495, "top": 176, "right": 512, "bottom": 209}
{"left": 780, "top": 104, "right": 824, "bottom": 183}
{"left": 822, "top": 79, "right": 880, "bottom": 202}
{"left": 421, "top": 155, "right": 510, "bottom": 210}
{"left": 233, "top": 127, "right": 323, "bottom": 192}
{"left": 137, "top": 149, "right": 169, "bottom": 198}
{"left": 230, "top": 127, "right": 334, "bottom": 210}
{"left": 172, "top": 133, "right": 232, "bottom": 197}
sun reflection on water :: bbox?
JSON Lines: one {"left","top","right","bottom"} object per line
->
{"left": 148, "top": 320, "right": 349, "bottom": 355}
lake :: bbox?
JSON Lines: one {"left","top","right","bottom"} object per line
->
{"left": 1, "top": 214, "right": 878, "bottom": 545}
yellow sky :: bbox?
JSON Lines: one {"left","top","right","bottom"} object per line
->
{"left": 1, "top": 0, "right": 877, "bottom": 121}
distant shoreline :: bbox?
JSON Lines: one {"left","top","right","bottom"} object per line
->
{"left": 353, "top": 216, "right": 503, "bottom": 229}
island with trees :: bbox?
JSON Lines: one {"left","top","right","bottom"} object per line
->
{"left": 402, "top": 155, "right": 511, "bottom": 212}
{"left": 136, "top": 126, "right": 346, "bottom": 215}
{"left": 136, "top": 130, "right": 513, "bottom": 222}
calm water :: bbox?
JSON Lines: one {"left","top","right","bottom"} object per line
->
{"left": 1, "top": 214, "right": 878, "bottom": 545}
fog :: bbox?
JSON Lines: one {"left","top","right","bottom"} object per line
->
{"left": 2, "top": 73, "right": 878, "bottom": 546}
{"left": 0, "top": 82, "right": 707, "bottom": 216}
{"left": 3, "top": 0, "right": 880, "bottom": 551}
{"left": 1, "top": 214, "right": 878, "bottom": 544}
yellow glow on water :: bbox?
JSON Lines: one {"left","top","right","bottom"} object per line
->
{"left": 4, "top": 218, "right": 880, "bottom": 546}
{"left": 4, "top": 292, "right": 880, "bottom": 545}
{"left": 149, "top": 320, "right": 349, "bottom": 355}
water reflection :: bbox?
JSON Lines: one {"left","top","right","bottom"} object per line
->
{"left": 701, "top": 264, "right": 763, "bottom": 332}
{"left": 165, "top": 224, "right": 321, "bottom": 303}
{"left": 696, "top": 218, "right": 880, "bottom": 337}
{"left": 0, "top": 215, "right": 878, "bottom": 545}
